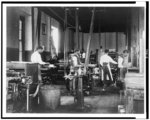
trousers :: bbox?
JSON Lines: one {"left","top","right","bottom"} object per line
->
{"left": 103, "top": 66, "right": 112, "bottom": 81}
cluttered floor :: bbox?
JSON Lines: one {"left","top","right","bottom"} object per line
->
{"left": 8, "top": 84, "right": 123, "bottom": 114}
{"left": 34, "top": 94, "right": 120, "bottom": 113}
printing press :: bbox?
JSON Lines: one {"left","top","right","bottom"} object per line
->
{"left": 6, "top": 61, "right": 68, "bottom": 112}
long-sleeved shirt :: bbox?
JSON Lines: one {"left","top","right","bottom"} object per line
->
{"left": 72, "top": 55, "right": 78, "bottom": 66}
{"left": 123, "top": 54, "right": 129, "bottom": 67}
{"left": 118, "top": 56, "right": 124, "bottom": 68}
{"left": 100, "top": 54, "right": 117, "bottom": 66}
{"left": 31, "top": 51, "right": 46, "bottom": 65}
{"left": 98, "top": 49, "right": 104, "bottom": 64}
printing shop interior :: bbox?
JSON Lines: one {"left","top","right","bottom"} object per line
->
{"left": 6, "top": 6, "right": 145, "bottom": 114}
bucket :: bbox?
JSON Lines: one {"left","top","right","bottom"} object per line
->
{"left": 39, "top": 85, "right": 61, "bottom": 110}
{"left": 118, "top": 105, "right": 125, "bottom": 114}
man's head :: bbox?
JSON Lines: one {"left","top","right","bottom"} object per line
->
{"left": 123, "top": 50, "right": 129, "bottom": 57}
{"left": 74, "top": 49, "right": 80, "bottom": 54}
{"left": 119, "top": 54, "right": 123, "bottom": 58}
{"left": 100, "top": 46, "right": 103, "bottom": 49}
{"left": 36, "top": 46, "right": 44, "bottom": 53}
{"left": 123, "top": 50, "right": 128, "bottom": 53}
{"left": 104, "top": 49, "right": 109, "bottom": 54}
{"left": 74, "top": 49, "right": 80, "bottom": 57}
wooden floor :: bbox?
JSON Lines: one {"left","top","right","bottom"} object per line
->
{"left": 59, "top": 94, "right": 120, "bottom": 113}
{"left": 32, "top": 85, "right": 121, "bottom": 113}
{"left": 7, "top": 85, "right": 122, "bottom": 113}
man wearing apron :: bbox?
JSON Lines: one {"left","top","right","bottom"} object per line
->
{"left": 100, "top": 49, "right": 118, "bottom": 91}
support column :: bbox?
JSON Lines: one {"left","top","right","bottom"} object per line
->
{"left": 116, "top": 32, "right": 118, "bottom": 52}
{"left": 139, "top": 8, "right": 145, "bottom": 74}
{"left": 84, "top": 8, "right": 95, "bottom": 71}
{"left": 37, "top": 9, "right": 41, "bottom": 46}
{"left": 81, "top": 33, "right": 84, "bottom": 50}
{"left": 32, "top": 7, "right": 34, "bottom": 52}
{"left": 34, "top": 8, "right": 41, "bottom": 51}
{"left": 75, "top": 8, "right": 79, "bottom": 49}
{"left": 64, "top": 8, "right": 68, "bottom": 75}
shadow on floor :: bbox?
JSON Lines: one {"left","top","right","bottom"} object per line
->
{"left": 32, "top": 93, "right": 120, "bottom": 113}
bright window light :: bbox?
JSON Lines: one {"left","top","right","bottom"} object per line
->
{"left": 51, "top": 26, "right": 59, "bottom": 54}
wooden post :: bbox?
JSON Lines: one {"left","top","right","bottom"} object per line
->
{"left": 49, "top": 18, "right": 52, "bottom": 54}
{"left": 84, "top": 8, "right": 95, "bottom": 72}
{"left": 64, "top": 8, "right": 68, "bottom": 75}
{"left": 116, "top": 32, "right": 118, "bottom": 52}
{"left": 31, "top": 7, "right": 34, "bottom": 52}
{"left": 105, "top": 32, "right": 106, "bottom": 49}
{"left": 75, "top": 8, "right": 79, "bottom": 49}
{"left": 37, "top": 8, "right": 41, "bottom": 46}
{"left": 98, "top": 13, "right": 101, "bottom": 48}
{"left": 81, "top": 33, "right": 84, "bottom": 50}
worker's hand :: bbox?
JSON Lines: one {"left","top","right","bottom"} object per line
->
{"left": 44, "top": 62, "right": 50, "bottom": 65}
{"left": 49, "top": 64, "right": 56, "bottom": 68}
{"left": 64, "top": 75, "right": 74, "bottom": 80}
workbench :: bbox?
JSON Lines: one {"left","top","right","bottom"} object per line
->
{"left": 124, "top": 72, "right": 144, "bottom": 113}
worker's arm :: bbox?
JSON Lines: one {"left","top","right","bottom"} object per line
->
{"left": 39, "top": 56, "right": 56, "bottom": 67}
{"left": 38, "top": 54, "right": 47, "bottom": 65}
{"left": 38, "top": 57, "right": 47, "bottom": 65}
{"left": 109, "top": 56, "right": 117, "bottom": 64}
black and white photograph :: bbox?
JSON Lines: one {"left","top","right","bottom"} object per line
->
{"left": 1, "top": 1, "right": 148, "bottom": 119}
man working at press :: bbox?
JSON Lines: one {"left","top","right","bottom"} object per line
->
{"left": 31, "top": 46, "right": 56, "bottom": 68}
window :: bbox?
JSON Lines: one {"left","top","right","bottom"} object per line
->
{"left": 51, "top": 26, "right": 59, "bottom": 54}
{"left": 19, "top": 16, "right": 25, "bottom": 61}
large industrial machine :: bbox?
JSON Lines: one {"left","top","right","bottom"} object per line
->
{"left": 6, "top": 61, "right": 67, "bottom": 112}
{"left": 6, "top": 62, "right": 42, "bottom": 112}
{"left": 7, "top": 70, "right": 32, "bottom": 112}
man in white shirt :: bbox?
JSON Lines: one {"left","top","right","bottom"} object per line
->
{"left": 100, "top": 49, "right": 117, "bottom": 90}
{"left": 31, "top": 46, "right": 55, "bottom": 68}
{"left": 31, "top": 46, "right": 47, "bottom": 65}
{"left": 118, "top": 50, "right": 129, "bottom": 82}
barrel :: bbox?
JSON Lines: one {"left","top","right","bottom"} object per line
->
{"left": 39, "top": 85, "right": 61, "bottom": 110}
